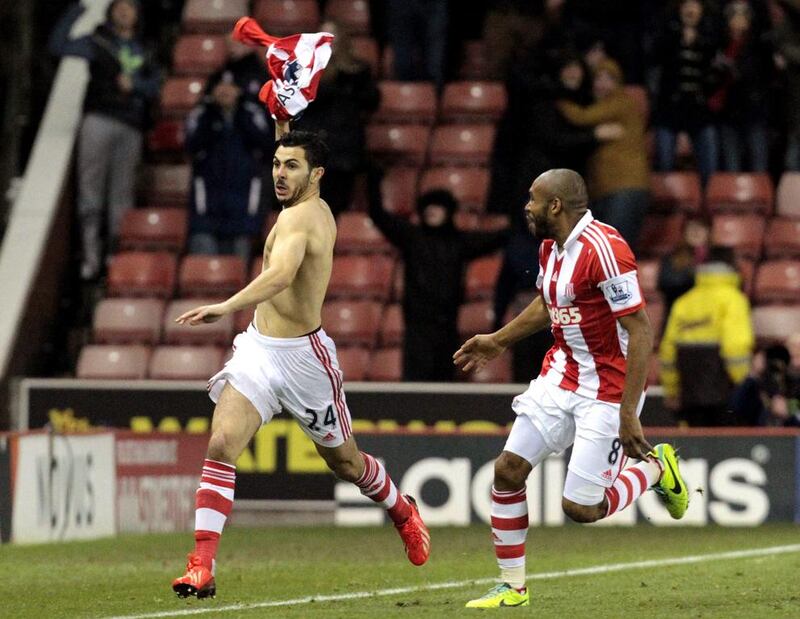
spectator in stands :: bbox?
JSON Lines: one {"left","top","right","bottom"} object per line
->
{"left": 387, "top": 0, "right": 448, "bottom": 87}
{"left": 658, "top": 217, "right": 710, "bottom": 317}
{"left": 659, "top": 246, "right": 754, "bottom": 426}
{"left": 491, "top": 53, "right": 617, "bottom": 326}
{"left": 295, "top": 20, "right": 379, "bottom": 216}
{"left": 49, "top": 0, "right": 160, "bottom": 281}
{"left": 204, "top": 35, "right": 269, "bottom": 105}
{"left": 772, "top": 0, "right": 800, "bottom": 170}
{"left": 709, "top": 0, "right": 773, "bottom": 172}
{"left": 368, "top": 172, "right": 509, "bottom": 381}
{"left": 731, "top": 344, "right": 794, "bottom": 426}
{"left": 650, "top": 0, "right": 719, "bottom": 186}
{"left": 558, "top": 58, "right": 650, "bottom": 251}
{"left": 184, "top": 72, "right": 272, "bottom": 263}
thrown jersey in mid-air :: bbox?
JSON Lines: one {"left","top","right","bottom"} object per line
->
{"left": 536, "top": 211, "right": 645, "bottom": 403}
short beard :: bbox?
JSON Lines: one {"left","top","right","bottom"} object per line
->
{"left": 528, "top": 215, "right": 553, "bottom": 240}
{"left": 276, "top": 176, "right": 310, "bottom": 207}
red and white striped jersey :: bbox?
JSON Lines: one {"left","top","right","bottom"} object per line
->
{"left": 536, "top": 211, "right": 645, "bottom": 403}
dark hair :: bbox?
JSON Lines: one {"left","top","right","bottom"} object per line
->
{"left": 277, "top": 131, "right": 330, "bottom": 169}
{"left": 706, "top": 245, "right": 736, "bottom": 266}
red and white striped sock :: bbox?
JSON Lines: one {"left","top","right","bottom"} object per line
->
{"left": 604, "top": 459, "right": 663, "bottom": 518}
{"left": 355, "top": 452, "right": 412, "bottom": 525}
{"left": 491, "top": 486, "right": 528, "bottom": 589}
{"left": 194, "top": 458, "right": 236, "bottom": 571}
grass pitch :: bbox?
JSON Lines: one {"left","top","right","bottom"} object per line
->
{"left": 2, "top": 524, "right": 800, "bottom": 618}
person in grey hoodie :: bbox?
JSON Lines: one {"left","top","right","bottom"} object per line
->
{"left": 49, "top": 0, "right": 160, "bottom": 280}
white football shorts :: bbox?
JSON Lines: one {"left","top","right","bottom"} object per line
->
{"left": 505, "top": 378, "right": 645, "bottom": 489}
{"left": 208, "top": 323, "right": 353, "bottom": 447}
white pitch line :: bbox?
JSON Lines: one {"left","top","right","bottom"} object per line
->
{"left": 105, "top": 543, "right": 800, "bottom": 619}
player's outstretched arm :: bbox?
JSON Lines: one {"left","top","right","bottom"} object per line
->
{"left": 453, "top": 295, "right": 550, "bottom": 372}
{"left": 176, "top": 215, "right": 308, "bottom": 326}
{"left": 616, "top": 308, "right": 654, "bottom": 460}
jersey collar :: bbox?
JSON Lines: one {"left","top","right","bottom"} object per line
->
{"left": 559, "top": 210, "right": 594, "bottom": 253}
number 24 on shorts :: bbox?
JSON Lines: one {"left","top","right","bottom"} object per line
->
{"left": 305, "top": 405, "right": 336, "bottom": 431}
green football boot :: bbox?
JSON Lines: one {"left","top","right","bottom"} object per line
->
{"left": 650, "top": 443, "right": 689, "bottom": 519}
{"left": 465, "top": 583, "right": 530, "bottom": 608}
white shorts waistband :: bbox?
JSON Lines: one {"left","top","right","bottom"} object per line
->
{"left": 245, "top": 323, "right": 327, "bottom": 349}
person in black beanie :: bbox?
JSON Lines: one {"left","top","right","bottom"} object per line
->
{"left": 368, "top": 173, "right": 509, "bottom": 381}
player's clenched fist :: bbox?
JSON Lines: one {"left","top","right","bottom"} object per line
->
{"left": 175, "top": 303, "right": 229, "bottom": 325}
{"left": 453, "top": 334, "right": 506, "bottom": 372}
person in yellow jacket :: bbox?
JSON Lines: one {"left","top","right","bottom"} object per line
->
{"left": 659, "top": 246, "right": 754, "bottom": 425}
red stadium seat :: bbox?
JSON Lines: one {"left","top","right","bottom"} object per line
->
{"left": 637, "top": 259, "right": 660, "bottom": 297}
{"left": 182, "top": 0, "right": 248, "bottom": 33}
{"left": 366, "top": 347, "right": 403, "bottom": 381}
{"left": 173, "top": 35, "right": 226, "bottom": 76}
{"left": 429, "top": 125, "right": 496, "bottom": 166}
{"left": 752, "top": 305, "right": 800, "bottom": 343}
{"left": 350, "top": 37, "right": 380, "bottom": 76}
{"left": 140, "top": 164, "right": 191, "bottom": 206}
{"left": 468, "top": 353, "right": 512, "bottom": 383}
{"left": 458, "top": 40, "right": 489, "bottom": 79}
{"left": 107, "top": 252, "right": 177, "bottom": 298}
{"left": 328, "top": 254, "right": 395, "bottom": 300}
{"left": 335, "top": 212, "right": 392, "bottom": 253}
{"left": 93, "top": 298, "right": 165, "bottom": 345}
{"left": 649, "top": 172, "right": 702, "bottom": 214}
{"left": 322, "top": 300, "right": 382, "bottom": 346}
{"left": 711, "top": 214, "right": 766, "bottom": 259}
{"left": 705, "top": 173, "right": 774, "bottom": 215}
{"left": 754, "top": 260, "right": 800, "bottom": 303}
{"left": 162, "top": 299, "right": 234, "bottom": 346}
{"left": 440, "top": 81, "right": 507, "bottom": 123}
{"left": 147, "top": 120, "right": 185, "bottom": 154}
{"left": 336, "top": 347, "right": 370, "bottom": 381}
{"left": 374, "top": 82, "right": 437, "bottom": 124}
{"left": 234, "top": 309, "right": 255, "bottom": 333}
{"left": 380, "top": 167, "right": 419, "bottom": 217}
{"left": 738, "top": 258, "right": 756, "bottom": 297}
{"left": 250, "top": 256, "right": 262, "bottom": 281}
{"left": 148, "top": 346, "right": 224, "bottom": 380}
{"left": 160, "top": 77, "right": 205, "bottom": 118}
{"left": 419, "top": 167, "right": 490, "bottom": 211}
{"left": 392, "top": 261, "right": 404, "bottom": 301}
{"left": 465, "top": 253, "right": 502, "bottom": 300}
{"left": 765, "top": 218, "right": 800, "bottom": 259}
{"left": 119, "top": 208, "right": 188, "bottom": 253}
{"left": 77, "top": 344, "right": 150, "bottom": 379}
{"left": 776, "top": 172, "right": 800, "bottom": 218}
{"left": 379, "top": 303, "right": 404, "bottom": 346}
{"left": 638, "top": 214, "right": 684, "bottom": 257}
{"left": 179, "top": 255, "right": 247, "bottom": 297}
{"left": 366, "top": 124, "right": 431, "bottom": 165}
{"left": 458, "top": 301, "right": 495, "bottom": 339}
{"left": 324, "top": 0, "right": 371, "bottom": 35}
{"left": 645, "top": 295, "right": 665, "bottom": 347}
{"left": 254, "top": 0, "right": 320, "bottom": 36}
{"left": 624, "top": 85, "right": 649, "bottom": 124}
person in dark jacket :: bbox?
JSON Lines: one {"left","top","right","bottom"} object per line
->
{"left": 650, "top": 0, "right": 719, "bottom": 185}
{"left": 294, "top": 20, "right": 379, "bottom": 216}
{"left": 185, "top": 73, "right": 272, "bottom": 263}
{"left": 709, "top": 0, "right": 774, "bottom": 172}
{"left": 49, "top": 0, "right": 160, "bottom": 280}
{"left": 204, "top": 35, "right": 269, "bottom": 105}
{"left": 369, "top": 172, "right": 509, "bottom": 381}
